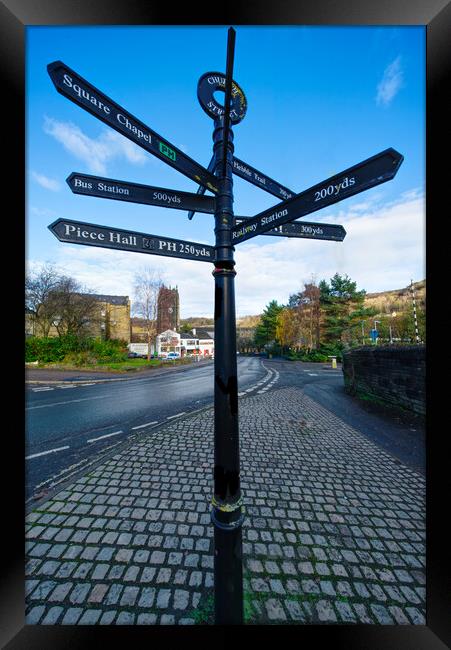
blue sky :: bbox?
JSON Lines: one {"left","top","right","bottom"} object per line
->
{"left": 26, "top": 25, "right": 425, "bottom": 317}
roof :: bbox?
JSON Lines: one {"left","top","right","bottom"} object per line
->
{"left": 84, "top": 294, "right": 129, "bottom": 306}
{"left": 193, "top": 328, "right": 213, "bottom": 340}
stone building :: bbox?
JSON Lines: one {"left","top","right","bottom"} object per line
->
{"left": 31, "top": 294, "right": 131, "bottom": 342}
{"left": 156, "top": 286, "right": 180, "bottom": 334}
{"left": 93, "top": 295, "right": 131, "bottom": 342}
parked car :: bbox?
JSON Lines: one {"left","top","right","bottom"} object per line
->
{"left": 127, "top": 352, "right": 139, "bottom": 358}
{"left": 166, "top": 352, "right": 180, "bottom": 359}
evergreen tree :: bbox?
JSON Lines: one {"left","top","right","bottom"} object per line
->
{"left": 319, "top": 273, "right": 376, "bottom": 349}
{"left": 254, "top": 300, "right": 283, "bottom": 349}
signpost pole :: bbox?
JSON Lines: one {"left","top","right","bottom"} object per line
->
{"left": 212, "top": 114, "right": 243, "bottom": 626}
{"left": 211, "top": 27, "right": 243, "bottom": 627}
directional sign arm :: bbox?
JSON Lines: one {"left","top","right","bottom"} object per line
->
{"left": 47, "top": 61, "right": 219, "bottom": 193}
{"left": 231, "top": 148, "right": 403, "bottom": 244}
{"left": 48, "top": 218, "right": 215, "bottom": 263}
{"left": 235, "top": 217, "right": 346, "bottom": 241}
{"left": 232, "top": 157, "right": 295, "bottom": 201}
{"left": 67, "top": 172, "right": 216, "bottom": 214}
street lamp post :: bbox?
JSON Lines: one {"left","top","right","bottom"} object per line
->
{"left": 374, "top": 320, "right": 381, "bottom": 345}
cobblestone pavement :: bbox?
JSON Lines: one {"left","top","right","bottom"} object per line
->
{"left": 25, "top": 386, "right": 425, "bottom": 625}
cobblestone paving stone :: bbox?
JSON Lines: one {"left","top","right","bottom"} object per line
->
{"left": 25, "top": 387, "right": 425, "bottom": 625}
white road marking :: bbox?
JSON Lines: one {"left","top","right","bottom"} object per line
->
{"left": 32, "top": 387, "right": 54, "bottom": 392}
{"left": 308, "top": 373, "right": 319, "bottom": 376}
{"left": 87, "top": 430, "right": 122, "bottom": 443}
{"left": 57, "top": 384, "right": 77, "bottom": 389}
{"left": 26, "top": 395, "right": 106, "bottom": 410}
{"left": 80, "top": 383, "right": 95, "bottom": 386}
{"left": 238, "top": 392, "right": 246, "bottom": 396}
{"left": 131, "top": 421, "right": 158, "bottom": 430}
{"left": 26, "top": 446, "right": 70, "bottom": 460}
{"left": 167, "top": 412, "right": 186, "bottom": 420}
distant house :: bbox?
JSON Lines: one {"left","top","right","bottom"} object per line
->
{"left": 156, "top": 327, "right": 214, "bottom": 357}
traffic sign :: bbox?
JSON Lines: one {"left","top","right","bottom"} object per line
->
{"left": 67, "top": 173, "right": 216, "bottom": 214}
{"left": 232, "top": 157, "right": 294, "bottom": 201}
{"left": 197, "top": 71, "right": 247, "bottom": 124}
{"left": 47, "top": 61, "right": 219, "bottom": 194}
{"left": 231, "top": 148, "right": 404, "bottom": 244}
{"left": 48, "top": 218, "right": 215, "bottom": 263}
{"left": 188, "top": 154, "right": 294, "bottom": 220}
{"left": 235, "top": 217, "right": 346, "bottom": 241}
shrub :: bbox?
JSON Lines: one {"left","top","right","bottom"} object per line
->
{"left": 25, "top": 335, "right": 128, "bottom": 364}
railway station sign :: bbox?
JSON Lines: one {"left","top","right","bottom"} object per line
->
{"left": 235, "top": 217, "right": 346, "bottom": 241}
{"left": 47, "top": 61, "right": 219, "bottom": 194}
{"left": 48, "top": 218, "right": 215, "bottom": 262}
{"left": 231, "top": 148, "right": 403, "bottom": 244}
{"left": 67, "top": 172, "right": 216, "bottom": 214}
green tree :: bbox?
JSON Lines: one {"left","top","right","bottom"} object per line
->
{"left": 319, "top": 273, "right": 376, "bottom": 350}
{"left": 254, "top": 300, "right": 283, "bottom": 350}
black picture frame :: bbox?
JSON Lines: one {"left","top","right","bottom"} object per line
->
{"left": 3, "top": 0, "right": 449, "bottom": 647}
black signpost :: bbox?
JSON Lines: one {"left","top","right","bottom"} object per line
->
{"left": 47, "top": 26, "right": 403, "bottom": 626}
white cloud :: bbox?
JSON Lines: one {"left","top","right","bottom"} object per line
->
{"left": 31, "top": 190, "right": 424, "bottom": 317}
{"left": 31, "top": 171, "right": 61, "bottom": 192}
{"left": 43, "top": 116, "right": 148, "bottom": 174}
{"left": 376, "top": 56, "right": 404, "bottom": 107}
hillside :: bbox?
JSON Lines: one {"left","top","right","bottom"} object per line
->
{"left": 181, "top": 280, "right": 426, "bottom": 324}
{"left": 364, "top": 280, "right": 425, "bottom": 315}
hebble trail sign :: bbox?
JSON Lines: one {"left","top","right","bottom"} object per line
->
{"left": 47, "top": 61, "right": 219, "bottom": 194}
{"left": 232, "top": 157, "right": 294, "bottom": 201}
{"left": 231, "top": 148, "right": 403, "bottom": 244}
{"left": 67, "top": 173, "right": 216, "bottom": 214}
{"left": 48, "top": 218, "right": 215, "bottom": 263}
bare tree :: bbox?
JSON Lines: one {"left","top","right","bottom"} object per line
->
{"left": 25, "top": 263, "right": 101, "bottom": 338}
{"left": 25, "top": 263, "right": 64, "bottom": 337}
{"left": 133, "top": 266, "right": 164, "bottom": 360}
{"left": 50, "top": 277, "right": 102, "bottom": 338}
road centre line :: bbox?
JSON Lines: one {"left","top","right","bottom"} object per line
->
{"left": 26, "top": 445, "right": 70, "bottom": 460}
{"left": 167, "top": 412, "right": 186, "bottom": 420}
{"left": 26, "top": 395, "right": 106, "bottom": 410}
{"left": 87, "top": 430, "right": 123, "bottom": 443}
{"left": 131, "top": 421, "right": 159, "bottom": 430}
{"left": 32, "top": 387, "right": 54, "bottom": 392}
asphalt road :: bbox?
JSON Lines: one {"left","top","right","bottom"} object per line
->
{"left": 25, "top": 357, "right": 268, "bottom": 501}
{"left": 25, "top": 356, "right": 425, "bottom": 505}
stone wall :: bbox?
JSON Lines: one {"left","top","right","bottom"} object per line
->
{"left": 342, "top": 345, "right": 425, "bottom": 416}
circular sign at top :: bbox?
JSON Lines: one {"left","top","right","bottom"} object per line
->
{"left": 197, "top": 71, "right": 247, "bottom": 124}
